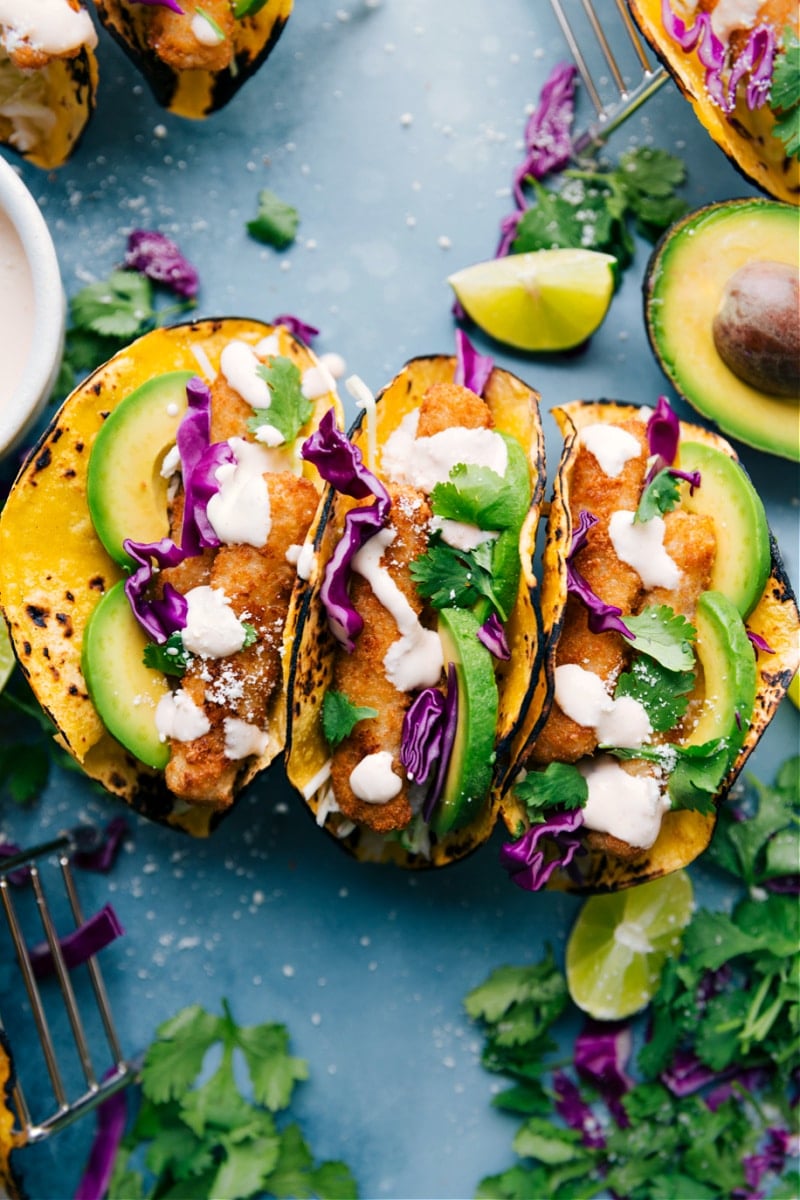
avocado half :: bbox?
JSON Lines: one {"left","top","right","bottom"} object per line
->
{"left": 628, "top": 0, "right": 799, "bottom": 205}
{"left": 644, "top": 198, "right": 799, "bottom": 462}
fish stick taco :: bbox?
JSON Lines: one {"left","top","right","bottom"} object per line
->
{"left": 0, "top": 317, "right": 341, "bottom": 835}
{"left": 285, "top": 336, "right": 547, "bottom": 867}
{"left": 499, "top": 397, "right": 799, "bottom": 892}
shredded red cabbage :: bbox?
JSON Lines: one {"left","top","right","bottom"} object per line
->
{"left": 499, "top": 806, "right": 585, "bottom": 891}
{"left": 747, "top": 629, "right": 775, "bottom": 655}
{"left": 477, "top": 612, "right": 510, "bottom": 660}
{"left": 272, "top": 313, "right": 320, "bottom": 344}
{"left": 660, "top": 0, "right": 775, "bottom": 114}
{"left": 552, "top": 1070, "right": 606, "bottom": 1148}
{"left": 301, "top": 409, "right": 392, "bottom": 650}
{"left": 661, "top": 1048, "right": 724, "bottom": 1098}
{"left": 645, "top": 395, "right": 680, "bottom": 480}
{"left": 575, "top": 1019, "right": 633, "bottom": 1126}
{"left": 567, "top": 510, "right": 633, "bottom": 638}
{"left": 0, "top": 842, "right": 30, "bottom": 887}
{"left": 742, "top": 1127, "right": 792, "bottom": 1193}
{"left": 124, "top": 229, "right": 198, "bottom": 297}
{"left": 670, "top": 467, "right": 702, "bottom": 494}
{"left": 423, "top": 662, "right": 459, "bottom": 821}
{"left": 30, "top": 903, "right": 124, "bottom": 980}
{"left": 71, "top": 817, "right": 130, "bottom": 873}
{"left": 73, "top": 1070, "right": 129, "bottom": 1200}
{"left": 454, "top": 330, "right": 494, "bottom": 397}
{"left": 400, "top": 688, "right": 446, "bottom": 785}
{"left": 123, "top": 537, "right": 188, "bottom": 644}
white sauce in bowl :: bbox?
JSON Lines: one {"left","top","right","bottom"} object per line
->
{"left": 0, "top": 206, "right": 34, "bottom": 413}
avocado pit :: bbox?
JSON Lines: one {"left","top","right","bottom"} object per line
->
{"left": 712, "top": 260, "right": 800, "bottom": 400}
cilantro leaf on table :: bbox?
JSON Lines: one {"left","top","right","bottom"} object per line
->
{"left": 614, "top": 657, "right": 694, "bottom": 733}
{"left": 622, "top": 605, "right": 696, "bottom": 672}
{"left": 512, "top": 762, "right": 588, "bottom": 820}
{"left": 105, "top": 1000, "right": 358, "bottom": 1200}
{"left": 410, "top": 537, "right": 506, "bottom": 618}
{"left": 322, "top": 691, "right": 378, "bottom": 749}
{"left": 635, "top": 469, "right": 682, "bottom": 523}
{"left": 248, "top": 356, "right": 313, "bottom": 443}
{"left": 770, "top": 27, "right": 800, "bottom": 158}
{"left": 246, "top": 188, "right": 300, "bottom": 248}
{"left": 70, "top": 270, "right": 156, "bottom": 340}
{"left": 704, "top": 756, "right": 799, "bottom": 887}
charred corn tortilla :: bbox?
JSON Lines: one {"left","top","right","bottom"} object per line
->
{"left": 629, "top": 0, "right": 799, "bottom": 205}
{"left": 92, "top": 0, "right": 293, "bottom": 119}
{"left": 501, "top": 400, "right": 799, "bottom": 891}
{"left": 0, "top": 318, "right": 340, "bottom": 836}
{"left": 285, "top": 354, "right": 546, "bottom": 868}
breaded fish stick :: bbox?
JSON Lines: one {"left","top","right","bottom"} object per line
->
{"left": 150, "top": 0, "right": 235, "bottom": 72}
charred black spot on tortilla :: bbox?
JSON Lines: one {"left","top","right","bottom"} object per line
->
{"left": 26, "top": 605, "right": 48, "bottom": 628}
{"left": 22, "top": 641, "right": 31, "bottom": 656}
{"left": 100, "top": 411, "right": 111, "bottom": 421}
{"left": 89, "top": 575, "right": 105, "bottom": 591}
{"left": 109, "top": 771, "right": 127, "bottom": 790}
{"left": 64, "top": 468, "right": 77, "bottom": 479}
{"left": 43, "top": 647, "right": 50, "bottom": 659}
{"left": 74, "top": 441, "right": 84, "bottom": 454}
{"left": 56, "top": 613, "right": 73, "bottom": 637}
{"left": 68, "top": 684, "right": 79, "bottom": 696}
{"left": 91, "top": 382, "right": 102, "bottom": 396}
{"left": 34, "top": 447, "right": 52, "bottom": 473}
{"left": 65, "top": 591, "right": 75, "bottom": 603}
{"left": 52, "top": 427, "right": 64, "bottom": 443}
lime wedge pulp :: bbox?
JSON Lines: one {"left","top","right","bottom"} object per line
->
{"left": 565, "top": 871, "right": 694, "bottom": 1021}
{"left": 448, "top": 248, "right": 617, "bottom": 352}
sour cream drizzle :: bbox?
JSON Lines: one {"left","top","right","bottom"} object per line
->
{"left": 181, "top": 586, "right": 247, "bottom": 659}
{"left": 155, "top": 689, "right": 210, "bottom": 744}
{"left": 207, "top": 437, "right": 272, "bottom": 547}
{"left": 381, "top": 409, "right": 508, "bottom": 493}
{"left": 0, "top": 1, "right": 97, "bottom": 54}
{"left": 349, "top": 751, "right": 403, "bottom": 804}
{"left": 352, "top": 526, "right": 444, "bottom": 692}
{"left": 578, "top": 756, "right": 670, "bottom": 850}
{"left": 579, "top": 423, "right": 641, "bottom": 478}
{"left": 220, "top": 340, "right": 270, "bottom": 409}
{"left": 223, "top": 717, "right": 268, "bottom": 761}
{"left": 555, "top": 664, "right": 652, "bottom": 748}
{"left": 608, "top": 510, "right": 680, "bottom": 590}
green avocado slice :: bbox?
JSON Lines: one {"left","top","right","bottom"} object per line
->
{"left": 430, "top": 607, "right": 498, "bottom": 837}
{"left": 677, "top": 442, "right": 770, "bottom": 620}
{"left": 87, "top": 370, "right": 194, "bottom": 569}
{"left": 81, "top": 580, "right": 170, "bottom": 770}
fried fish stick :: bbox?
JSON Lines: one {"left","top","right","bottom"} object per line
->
{"left": 642, "top": 510, "right": 716, "bottom": 619}
{"left": 149, "top": 0, "right": 235, "bottom": 72}
{"left": 530, "top": 420, "right": 648, "bottom": 764}
{"left": 330, "top": 484, "right": 432, "bottom": 834}
{"left": 165, "top": 471, "right": 318, "bottom": 806}
{"left": 416, "top": 381, "right": 493, "bottom": 436}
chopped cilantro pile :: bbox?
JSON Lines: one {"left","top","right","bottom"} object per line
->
{"left": 467, "top": 759, "right": 800, "bottom": 1200}
{"left": 105, "top": 1000, "right": 358, "bottom": 1200}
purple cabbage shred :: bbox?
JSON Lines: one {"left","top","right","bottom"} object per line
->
{"left": 301, "top": 409, "right": 392, "bottom": 650}
{"left": 123, "top": 537, "right": 188, "bottom": 645}
{"left": 660, "top": 0, "right": 775, "bottom": 114}
{"left": 567, "top": 510, "right": 634, "bottom": 638}
{"left": 454, "top": 329, "right": 494, "bottom": 397}
{"left": 741, "top": 1127, "right": 792, "bottom": 1194}
{"left": 574, "top": 1019, "right": 633, "bottom": 1127}
{"left": 661, "top": 1048, "right": 722, "bottom": 1098}
{"left": 645, "top": 395, "right": 680, "bottom": 480}
{"left": 71, "top": 817, "right": 130, "bottom": 873}
{"left": 552, "top": 1070, "right": 606, "bottom": 1148}
{"left": 30, "top": 903, "right": 124, "bottom": 980}
{"left": 477, "top": 612, "right": 510, "bottom": 660}
{"left": 272, "top": 313, "right": 320, "bottom": 344}
{"left": 0, "top": 841, "right": 30, "bottom": 887}
{"left": 74, "top": 1070, "right": 129, "bottom": 1200}
{"left": 747, "top": 629, "right": 775, "bottom": 655}
{"left": 669, "top": 467, "right": 702, "bottom": 494}
{"left": 423, "top": 662, "right": 459, "bottom": 821}
{"left": 124, "top": 229, "right": 198, "bottom": 297}
{"left": 499, "top": 806, "right": 585, "bottom": 892}
{"left": 400, "top": 688, "right": 446, "bottom": 785}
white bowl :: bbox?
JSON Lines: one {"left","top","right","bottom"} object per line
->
{"left": 0, "top": 156, "right": 66, "bottom": 458}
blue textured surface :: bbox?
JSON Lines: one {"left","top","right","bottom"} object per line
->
{"left": 1, "top": 3, "right": 798, "bottom": 1198}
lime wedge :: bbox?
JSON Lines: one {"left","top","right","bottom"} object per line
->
{"left": 0, "top": 621, "right": 15, "bottom": 694}
{"left": 788, "top": 672, "right": 800, "bottom": 710}
{"left": 565, "top": 871, "right": 694, "bottom": 1020}
{"left": 448, "top": 248, "right": 616, "bottom": 352}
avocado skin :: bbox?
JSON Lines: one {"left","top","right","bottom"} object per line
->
{"left": 644, "top": 199, "right": 800, "bottom": 462}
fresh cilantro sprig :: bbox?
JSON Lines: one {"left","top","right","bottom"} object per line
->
{"left": 601, "top": 739, "right": 726, "bottom": 816}
{"left": 247, "top": 356, "right": 313, "bottom": 443}
{"left": 512, "top": 147, "right": 688, "bottom": 274}
{"left": 635, "top": 469, "right": 682, "bottom": 523}
{"left": 246, "top": 189, "right": 300, "bottom": 248}
{"left": 143, "top": 631, "right": 191, "bottom": 677}
{"left": 614, "top": 656, "right": 694, "bottom": 733}
{"left": 770, "top": 27, "right": 800, "bottom": 159}
{"left": 322, "top": 690, "right": 378, "bottom": 748}
{"left": 622, "top": 605, "right": 696, "bottom": 672}
{"left": 410, "top": 537, "right": 507, "bottom": 620}
{"left": 512, "top": 762, "right": 588, "bottom": 823}
{"left": 466, "top": 763, "right": 800, "bottom": 1199}
{"left": 107, "top": 1000, "right": 358, "bottom": 1200}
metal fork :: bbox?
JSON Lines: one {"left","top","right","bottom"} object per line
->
{"left": 550, "top": 0, "right": 669, "bottom": 153}
{"left": 0, "top": 830, "right": 134, "bottom": 1143}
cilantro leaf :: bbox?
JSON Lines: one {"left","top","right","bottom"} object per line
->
{"left": 681, "top": 909, "right": 763, "bottom": 972}
{"left": 235, "top": 1020, "right": 309, "bottom": 1112}
{"left": 614, "top": 656, "right": 694, "bottom": 733}
{"left": 248, "top": 355, "right": 313, "bottom": 443}
{"left": 410, "top": 537, "right": 505, "bottom": 617}
{"left": 143, "top": 631, "right": 190, "bottom": 676}
{"left": 141, "top": 1004, "right": 223, "bottom": 1104}
{"left": 70, "top": 270, "right": 156, "bottom": 340}
{"left": 432, "top": 466, "right": 515, "bottom": 530}
{"left": 322, "top": 691, "right": 378, "bottom": 749}
{"left": 512, "top": 762, "right": 588, "bottom": 821}
{"left": 667, "top": 738, "right": 730, "bottom": 813}
{"left": 706, "top": 758, "right": 799, "bottom": 886}
{"left": 623, "top": 605, "right": 696, "bottom": 672}
{"left": 770, "top": 28, "right": 800, "bottom": 158}
{"left": 246, "top": 189, "right": 299, "bottom": 248}
{"left": 635, "top": 468, "right": 682, "bottom": 523}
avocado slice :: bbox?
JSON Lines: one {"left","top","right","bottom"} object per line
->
{"left": 81, "top": 580, "right": 170, "bottom": 770}
{"left": 677, "top": 442, "right": 770, "bottom": 620}
{"left": 669, "top": 589, "right": 757, "bottom": 806}
{"left": 430, "top": 607, "right": 498, "bottom": 837}
{"left": 645, "top": 200, "right": 799, "bottom": 462}
{"left": 87, "top": 370, "right": 194, "bottom": 569}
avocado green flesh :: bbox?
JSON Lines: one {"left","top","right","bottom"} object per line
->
{"left": 82, "top": 580, "right": 171, "bottom": 770}
{"left": 677, "top": 442, "right": 770, "bottom": 620}
{"left": 87, "top": 370, "right": 195, "bottom": 568}
{"left": 646, "top": 201, "right": 799, "bottom": 462}
{"left": 430, "top": 607, "right": 498, "bottom": 836}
